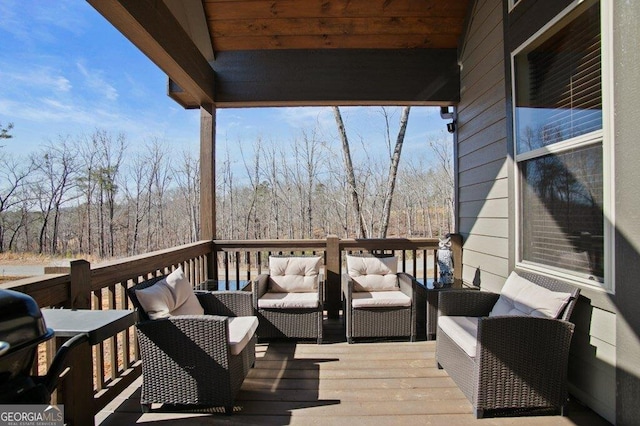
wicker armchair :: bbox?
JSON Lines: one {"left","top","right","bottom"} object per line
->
{"left": 342, "top": 254, "right": 419, "bottom": 343}
{"left": 128, "top": 273, "right": 257, "bottom": 414}
{"left": 435, "top": 270, "right": 580, "bottom": 418}
{"left": 252, "top": 256, "right": 324, "bottom": 344}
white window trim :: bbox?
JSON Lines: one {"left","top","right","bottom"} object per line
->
{"left": 511, "top": 0, "right": 615, "bottom": 293}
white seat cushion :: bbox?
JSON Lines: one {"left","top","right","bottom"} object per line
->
{"left": 489, "top": 272, "right": 572, "bottom": 319}
{"left": 135, "top": 267, "right": 204, "bottom": 319}
{"left": 351, "top": 290, "right": 411, "bottom": 308}
{"left": 438, "top": 316, "right": 479, "bottom": 358}
{"left": 346, "top": 255, "right": 399, "bottom": 291}
{"left": 258, "top": 292, "right": 319, "bottom": 309}
{"left": 268, "top": 256, "right": 321, "bottom": 293}
{"left": 227, "top": 316, "right": 258, "bottom": 355}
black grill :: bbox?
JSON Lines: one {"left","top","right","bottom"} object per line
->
{"left": 0, "top": 289, "right": 87, "bottom": 404}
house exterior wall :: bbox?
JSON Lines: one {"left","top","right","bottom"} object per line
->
{"left": 612, "top": 2, "right": 640, "bottom": 425}
{"left": 457, "top": 0, "right": 637, "bottom": 423}
{"left": 457, "top": 0, "right": 510, "bottom": 294}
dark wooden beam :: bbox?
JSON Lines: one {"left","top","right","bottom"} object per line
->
{"left": 168, "top": 78, "right": 200, "bottom": 109}
{"left": 87, "top": 0, "right": 215, "bottom": 105}
{"left": 212, "top": 49, "right": 460, "bottom": 107}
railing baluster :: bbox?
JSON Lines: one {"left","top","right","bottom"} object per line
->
{"left": 257, "top": 251, "right": 262, "bottom": 274}
{"left": 108, "top": 284, "right": 117, "bottom": 380}
{"left": 433, "top": 249, "right": 438, "bottom": 284}
{"left": 224, "top": 251, "right": 230, "bottom": 291}
{"left": 235, "top": 251, "right": 240, "bottom": 291}
{"left": 412, "top": 249, "right": 417, "bottom": 279}
{"left": 423, "top": 249, "right": 428, "bottom": 285}
{"left": 245, "top": 251, "right": 251, "bottom": 286}
{"left": 93, "top": 289, "right": 105, "bottom": 391}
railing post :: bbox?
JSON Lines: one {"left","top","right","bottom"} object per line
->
{"left": 69, "top": 259, "right": 91, "bottom": 309}
{"left": 64, "top": 259, "right": 94, "bottom": 425}
{"left": 325, "top": 235, "right": 341, "bottom": 319}
{"left": 451, "top": 233, "right": 463, "bottom": 286}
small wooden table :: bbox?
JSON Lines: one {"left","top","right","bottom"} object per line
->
{"left": 42, "top": 309, "right": 137, "bottom": 426}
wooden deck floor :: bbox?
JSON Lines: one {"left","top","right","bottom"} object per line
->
{"left": 96, "top": 320, "right": 610, "bottom": 426}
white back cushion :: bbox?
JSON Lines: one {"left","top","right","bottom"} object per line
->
{"left": 489, "top": 271, "right": 572, "bottom": 319}
{"left": 346, "top": 255, "right": 399, "bottom": 291}
{"left": 135, "top": 266, "right": 204, "bottom": 319}
{"left": 268, "top": 256, "right": 321, "bottom": 293}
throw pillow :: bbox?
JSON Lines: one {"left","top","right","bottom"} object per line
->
{"left": 489, "top": 271, "right": 572, "bottom": 318}
{"left": 346, "top": 255, "right": 399, "bottom": 292}
{"left": 268, "top": 256, "right": 321, "bottom": 293}
{"left": 135, "top": 266, "right": 204, "bottom": 319}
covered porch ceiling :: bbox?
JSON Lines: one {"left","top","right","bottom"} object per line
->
{"left": 88, "top": 0, "right": 470, "bottom": 108}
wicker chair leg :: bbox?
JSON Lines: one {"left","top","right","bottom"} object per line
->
{"left": 560, "top": 403, "right": 569, "bottom": 417}
{"left": 436, "top": 362, "right": 443, "bottom": 369}
{"left": 141, "top": 403, "right": 151, "bottom": 413}
{"left": 475, "top": 408, "right": 484, "bottom": 419}
{"left": 317, "top": 336, "right": 322, "bottom": 344}
{"left": 225, "top": 405, "right": 234, "bottom": 415}
{"left": 347, "top": 337, "right": 353, "bottom": 344}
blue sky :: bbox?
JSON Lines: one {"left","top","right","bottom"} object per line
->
{"left": 0, "top": 0, "right": 451, "bottom": 167}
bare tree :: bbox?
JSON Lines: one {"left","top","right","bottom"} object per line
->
{"left": 93, "top": 131, "right": 126, "bottom": 257}
{"left": 174, "top": 150, "right": 200, "bottom": 242}
{"left": 31, "top": 138, "right": 78, "bottom": 254}
{"left": 0, "top": 153, "right": 34, "bottom": 252}
{"left": 379, "top": 106, "right": 410, "bottom": 238}
{"left": 332, "top": 107, "right": 368, "bottom": 238}
{"left": 429, "top": 133, "right": 455, "bottom": 231}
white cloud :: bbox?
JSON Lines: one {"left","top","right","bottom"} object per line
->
{"left": 76, "top": 62, "right": 119, "bottom": 102}
{"left": 0, "top": 66, "right": 72, "bottom": 93}
{"left": 278, "top": 107, "right": 334, "bottom": 130}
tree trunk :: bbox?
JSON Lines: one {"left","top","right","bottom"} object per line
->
{"left": 332, "top": 106, "right": 368, "bottom": 238}
{"left": 379, "top": 106, "right": 410, "bottom": 238}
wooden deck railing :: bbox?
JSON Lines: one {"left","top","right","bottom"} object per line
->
{"left": 1, "top": 235, "right": 461, "bottom": 425}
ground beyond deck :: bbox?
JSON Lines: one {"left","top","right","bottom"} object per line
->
{"left": 96, "top": 320, "right": 610, "bottom": 426}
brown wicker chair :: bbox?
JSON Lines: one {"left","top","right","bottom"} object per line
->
{"left": 252, "top": 256, "right": 324, "bottom": 344}
{"left": 342, "top": 254, "right": 420, "bottom": 343}
{"left": 128, "top": 275, "right": 257, "bottom": 414}
{"left": 435, "top": 270, "right": 580, "bottom": 418}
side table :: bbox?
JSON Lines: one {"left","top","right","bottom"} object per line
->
{"left": 425, "top": 281, "right": 476, "bottom": 340}
{"left": 42, "top": 309, "right": 137, "bottom": 426}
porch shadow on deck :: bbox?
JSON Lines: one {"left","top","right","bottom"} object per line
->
{"left": 96, "top": 319, "right": 610, "bottom": 426}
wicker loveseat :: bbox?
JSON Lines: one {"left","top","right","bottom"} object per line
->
{"left": 252, "top": 256, "right": 324, "bottom": 344}
{"left": 342, "top": 254, "right": 420, "bottom": 343}
{"left": 435, "top": 269, "right": 580, "bottom": 418}
{"left": 128, "top": 267, "right": 257, "bottom": 414}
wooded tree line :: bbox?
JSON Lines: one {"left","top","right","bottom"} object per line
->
{"left": 0, "top": 110, "right": 453, "bottom": 258}
{"left": 216, "top": 107, "right": 454, "bottom": 241}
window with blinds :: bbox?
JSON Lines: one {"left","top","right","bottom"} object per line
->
{"left": 521, "top": 145, "right": 604, "bottom": 279}
{"left": 514, "top": 2, "right": 601, "bottom": 154}
{"left": 513, "top": 1, "right": 605, "bottom": 282}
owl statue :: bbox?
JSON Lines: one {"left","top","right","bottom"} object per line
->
{"left": 437, "top": 234, "right": 454, "bottom": 286}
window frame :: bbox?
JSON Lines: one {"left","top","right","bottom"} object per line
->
{"left": 511, "top": 0, "right": 614, "bottom": 292}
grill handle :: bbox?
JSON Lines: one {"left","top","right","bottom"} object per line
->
{"left": 43, "top": 333, "right": 89, "bottom": 394}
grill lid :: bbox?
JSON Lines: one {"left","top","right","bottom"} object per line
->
{"left": 0, "top": 289, "right": 54, "bottom": 357}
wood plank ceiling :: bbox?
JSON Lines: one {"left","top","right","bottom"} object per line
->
{"left": 203, "top": 0, "right": 470, "bottom": 52}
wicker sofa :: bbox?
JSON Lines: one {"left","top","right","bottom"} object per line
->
{"left": 342, "top": 254, "right": 420, "bottom": 343}
{"left": 252, "top": 256, "right": 324, "bottom": 344}
{"left": 435, "top": 269, "right": 580, "bottom": 418}
{"left": 128, "top": 268, "right": 257, "bottom": 414}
